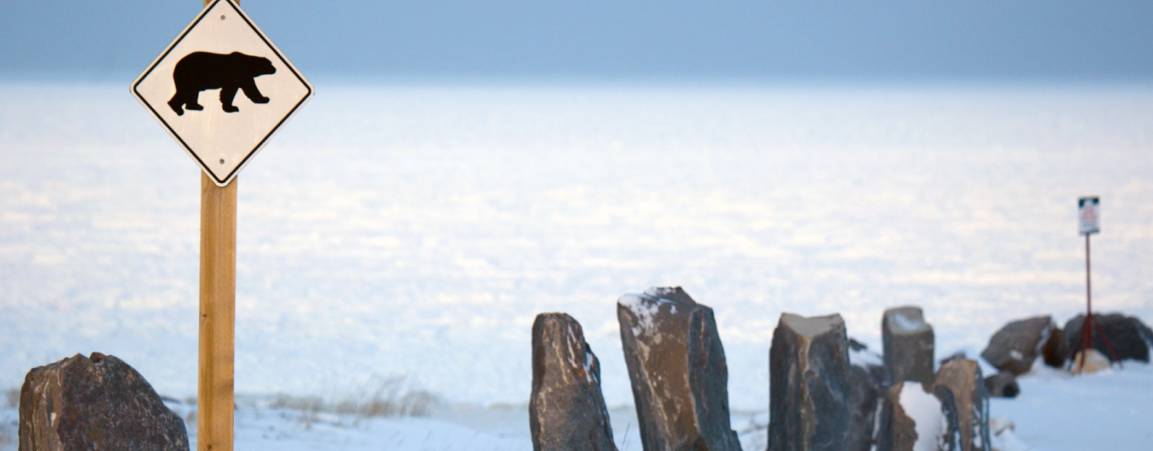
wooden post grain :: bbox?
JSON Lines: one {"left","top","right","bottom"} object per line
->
{"left": 199, "top": 172, "right": 237, "bottom": 451}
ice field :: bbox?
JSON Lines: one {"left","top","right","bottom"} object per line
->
{"left": 1, "top": 82, "right": 1152, "bottom": 449}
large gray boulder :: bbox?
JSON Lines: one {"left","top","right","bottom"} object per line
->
{"left": 883, "top": 307, "right": 935, "bottom": 385}
{"left": 1062, "top": 313, "right": 1153, "bottom": 364}
{"left": 531, "top": 313, "right": 617, "bottom": 451}
{"left": 980, "top": 316, "right": 1055, "bottom": 375}
{"left": 932, "top": 358, "right": 991, "bottom": 451}
{"left": 617, "top": 287, "right": 741, "bottom": 451}
{"left": 768, "top": 313, "right": 859, "bottom": 451}
{"left": 19, "top": 353, "right": 188, "bottom": 451}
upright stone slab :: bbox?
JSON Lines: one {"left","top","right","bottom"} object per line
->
{"left": 932, "top": 358, "right": 991, "bottom": 451}
{"left": 980, "top": 316, "right": 1054, "bottom": 375}
{"left": 883, "top": 306, "right": 935, "bottom": 385}
{"left": 768, "top": 313, "right": 855, "bottom": 451}
{"left": 617, "top": 287, "right": 740, "bottom": 451}
{"left": 530, "top": 313, "right": 617, "bottom": 451}
{"left": 19, "top": 353, "right": 188, "bottom": 451}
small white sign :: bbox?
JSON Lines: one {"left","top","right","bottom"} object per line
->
{"left": 132, "top": 0, "right": 312, "bottom": 186}
{"left": 1079, "top": 196, "right": 1100, "bottom": 235}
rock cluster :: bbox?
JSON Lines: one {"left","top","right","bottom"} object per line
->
{"left": 604, "top": 298, "right": 1150, "bottom": 450}
{"left": 764, "top": 305, "right": 1003, "bottom": 451}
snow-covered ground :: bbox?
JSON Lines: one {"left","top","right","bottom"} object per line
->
{"left": 2, "top": 365, "right": 1150, "bottom": 450}
{"left": 989, "top": 364, "right": 1153, "bottom": 451}
{"left": 1, "top": 81, "right": 1151, "bottom": 449}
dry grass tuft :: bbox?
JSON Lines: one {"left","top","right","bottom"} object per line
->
{"left": 268, "top": 377, "right": 438, "bottom": 426}
{"left": 333, "top": 378, "right": 437, "bottom": 418}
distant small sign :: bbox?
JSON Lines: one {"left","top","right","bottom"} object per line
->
{"left": 1079, "top": 196, "right": 1100, "bottom": 235}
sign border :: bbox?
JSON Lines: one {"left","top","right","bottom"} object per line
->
{"left": 131, "top": 0, "right": 313, "bottom": 187}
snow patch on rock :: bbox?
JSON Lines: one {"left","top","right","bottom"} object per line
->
{"left": 899, "top": 385, "right": 944, "bottom": 451}
{"left": 781, "top": 313, "right": 841, "bottom": 337}
{"left": 583, "top": 349, "right": 597, "bottom": 384}
{"left": 849, "top": 345, "right": 882, "bottom": 368}
{"left": 617, "top": 289, "right": 677, "bottom": 336}
{"left": 891, "top": 311, "right": 930, "bottom": 334}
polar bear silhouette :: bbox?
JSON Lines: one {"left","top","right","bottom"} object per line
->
{"left": 167, "top": 51, "right": 277, "bottom": 116}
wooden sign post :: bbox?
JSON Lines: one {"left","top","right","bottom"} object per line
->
{"left": 199, "top": 173, "right": 237, "bottom": 450}
{"left": 131, "top": 0, "right": 312, "bottom": 448}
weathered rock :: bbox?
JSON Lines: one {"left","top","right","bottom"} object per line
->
{"left": 876, "top": 382, "right": 947, "bottom": 451}
{"left": 769, "top": 313, "right": 859, "bottom": 451}
{"left": 617, "top": 287, "right": 740, "bottom": 451}
{"left": 849, "top": 338, "right": 889, "bottom": 386}
{"left": 531, "top": 313, "right": 617, "bottom": 451}
{"left": 1040, "top": 326, "right": 1068, "bottom": 368}
{"left": 1063, "top": 313, "right": 1153, "bottom": 364}
{"left": 846, "top": 366, "right": 880, "bottom": 451}
{"left": 847, "top": 339, "right": 887, "bottom": 451}
{"left": 980, "top": 316, "right": 1054, "bottom": 375}
{"left": 983, "top": 372, "right": 1019, "bottom": 399}
{"left": 19, "top": 353, "right": 188, "bottom": 451}
{"left": 932, "top": 358, "right": 991, "bottom": 451}
{"left": 877, "top": 384, "right": 915, "bottom": 451}
{"left": 938, "top": 351, "right": 967, "bottom": 366}
{"left": 883, "top": 306, "right": 936, "bottom": 385}
{"left": 933, "top": 386, "right": 961, "bottom": 451}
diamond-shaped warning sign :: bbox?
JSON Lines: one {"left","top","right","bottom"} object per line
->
{"left": 132, "top": 0, "right": 312, "bottom": 186}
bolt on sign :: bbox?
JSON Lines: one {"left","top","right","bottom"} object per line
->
{"left": 1079, "top": 196, "right": 1100, "bottom": 235}
{"left": 132, "top": 0, "right": 312, "bottom": 186}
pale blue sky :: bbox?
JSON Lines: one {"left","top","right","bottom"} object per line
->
{"left": 2, "top": 0, "right": 1151, "bottom": 82}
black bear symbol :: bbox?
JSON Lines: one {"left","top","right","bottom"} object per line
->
{"left": 168, "top": 51, "right": 276, "bottom": 116}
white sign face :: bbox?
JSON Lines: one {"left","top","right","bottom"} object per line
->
{"left": 132, "top": 0, "right": 312, "bottom": 186}
{"left": 1079, "top": 196, "right": 1100, "bottom": 235}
